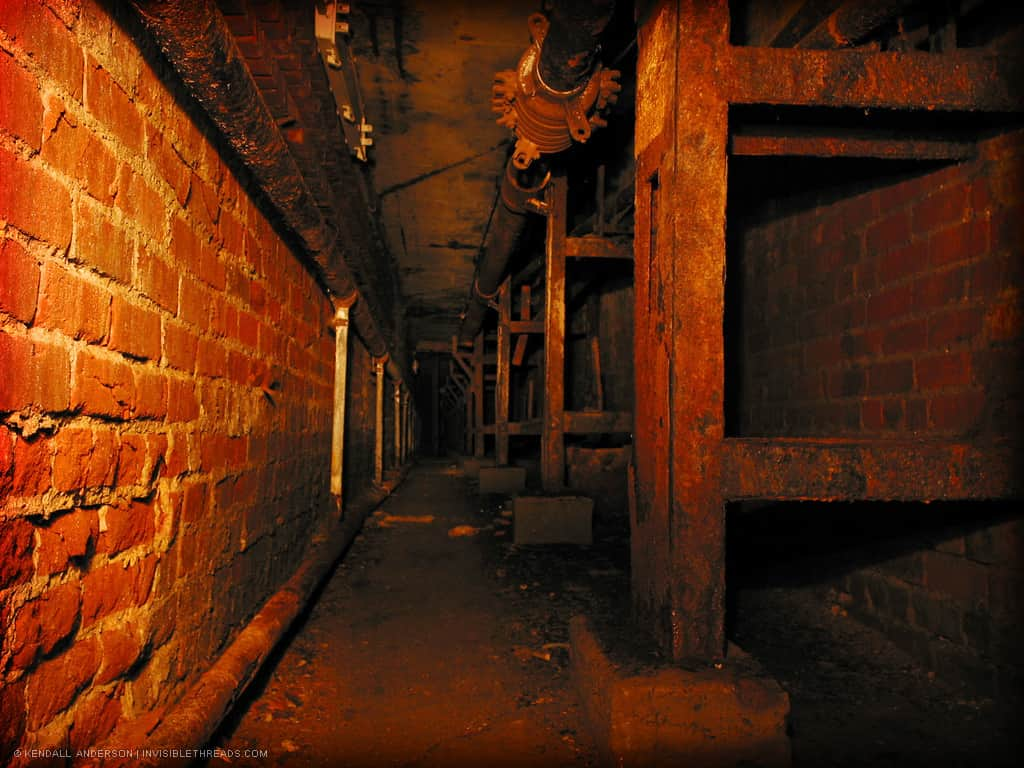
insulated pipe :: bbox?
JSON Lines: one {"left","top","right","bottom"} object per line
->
{"left": 459, "top": 159, "right": 550, "bottom": 342}
{"left": 538, "top": 0, "right": 616, "bottom": 92}
{"left": 330, "top": 293, "right": 357, "bottom": 503}
{"left": 796, "top": 0, "right": 919, "bottom": 49}
{"left": 129, "top": 0, "right": 391, "bottom": 358}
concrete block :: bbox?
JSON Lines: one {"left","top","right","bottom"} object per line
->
{"left": 461, "top": 456, "right": 494, "bottom": 479}
{"left": 513, "top": 496, "right": 592, "bottom": 545}
{"left": 478, "top": 466, "right": 526, "bottom": 495}
{"left": 570, "top": 615, "right": 791, "bottom": 768}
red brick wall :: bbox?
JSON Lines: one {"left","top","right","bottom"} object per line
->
{"left": 736, "top": 130, "right": 1024, "bottom": 697}
{"left": 0, "top": 1, "right": 371, "bottom": 754}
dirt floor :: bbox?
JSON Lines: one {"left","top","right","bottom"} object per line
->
{"left": 210, "top": 460, "right": 1021, "bottom": 767}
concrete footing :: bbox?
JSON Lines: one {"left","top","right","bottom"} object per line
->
{"left": 461, "top": 456, "right": 495, "bottom": 479}
{"left": 478, "top": 466, "right": 526, "bottom": 495}
{"left": 513, "top": 496, "right": 593, "bottom": 545}
{"left": 569, "top": 615, "right": 791, "bottom": 768}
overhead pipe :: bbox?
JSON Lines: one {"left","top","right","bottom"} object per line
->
{"left": 129, "top": 0, "right": 392, "bottom": 361}
{"left": 796, "top": 0, "right": 920, "bottom": 49}
{"left": 459, "top": 1, "right": 619, "bottom": 342}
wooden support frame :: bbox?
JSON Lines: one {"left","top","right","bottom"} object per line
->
{"left": 473, "top": 331, "right": 485, "bottom": 459}
{"left": 541, "top": 176, "right": 568, "bottom": 492}
{"left": 496, "top": 278, "right": 511, "bottom": 465}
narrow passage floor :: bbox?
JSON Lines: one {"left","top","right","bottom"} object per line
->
{"left": 212, "top": 460, "right": 629, "bottom": 768}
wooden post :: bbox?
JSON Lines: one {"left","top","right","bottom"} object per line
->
{"left": 632, "top": 0, "right": 729, "bottom": 661}
{"left": 373, "top": 355, "right": 386, "bottom": 486}
{"left": 542, "top": 176, "right": 567, "bottom": 491}
{"left": 393, "top": 381, "right": 402, "bottom": 469}
{"left": 473, "top": 331, "right": 485, "bottom": 459}
{"left": 496, "top": 277, "right": 511, "bottom": 465}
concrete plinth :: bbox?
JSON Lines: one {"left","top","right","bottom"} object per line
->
{"left": 461, "top": 456, "right": 495, "bottom": 479}
{"left": 570, "top": 615, "right": 791, "bottom": 768}
{"left": 479, "top": 466, "right": 526, "bottom": 495}
{"left": 513, "top": 496, "right": 592, "bottom": 545}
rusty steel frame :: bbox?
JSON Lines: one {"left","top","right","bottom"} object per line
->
{"left": 473, "top": 331, "right": 486, "bottom": 459}
{"left": 631, "top": 0, "right": 1023, "bottom": 664}
{"left": 729, "top": 127, "right": 977, "bottom": 160}
{"left": 722, "top": 439, "right": 1024, "bottom": 502}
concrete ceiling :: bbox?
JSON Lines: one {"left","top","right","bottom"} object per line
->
{"left": 349, "top": 0, "right": 538, "bottom": 345}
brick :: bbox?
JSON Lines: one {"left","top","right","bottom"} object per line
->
{"left": 912, "top": 183, "right": 969, "bottom": 236}
{"left": 0, "top": 330, "right": 72, "bottom": 411}
{"left": 117, "top": 432, "right": 147, "bottom": 485}
{"left": 196, "top": 336, "right": 228, "bottom": 378}
{"left": 35, "top": 508, "right": 96, "bottom": 577}
{"left": 146, "top": 129, "right": 190, "bottom": 207}
{"left": 0, "top": 516, "right": 34, "bottom": 589}
{"left": 984, "top": 291, "right": 1023, "bottom": 342}
{"left": 866, "top": 360, "right": 913, "bottom": 396}
{"left": 877, "top": 240, "right": 927, "bottom": 285}
{"left": 132, "top": 366, "right": 167, "bottom": 419}
{"left": 828, "top": 366, "right": 865, "bottom": 399}
{"left": 0, "top": 677, "right": 26, "bottom": 759}
{"left": 0, "top": 0, "right": 85, "bottom": 100}
{"left": 923, "top": 550, "right": 989, "bottom": 605}
{"left": 116, "top": 169, "right": 167, "bottom": 243}
{"left": 866, "top": 211, "right": 911, "bottom": 256}
{"left": 178, "top": 274, "right": 210, "bottom": 329}
{"left": 882, "top": 319, "right": 927, "bottom": 356}
{"left": 10, "top": 579, "right": 80, "bottom": 668}
{"left": 52, "top": 427, "right": 116, "bottom": 492}
{"left": 199, "top": 244, "right": 226, "bottom": 291}
{"left": 36, "top": 262, "right": 111, "bottom": 342}
{"left": 163, "top": 318, "right": 198, "bottom": 372}
{"left": 108, "top": 295, "right": 161, "bottom": 361}
{"left": 965, "top": 519, "right": 1024, "bottom": 565}
{"left": 0, "top": 237, "right": 40, "bottom": 324}
{"left": 75, "top": 200, "right": 133, "bottom": 281}
{"left": 238, "top": 310, "right": 259, "bottom": 348}
{"left": 95, "top": 626, "right": 144, "bottom": 685}
{"left": 860, "top": 399, "right": 884, "bottom": 431}
{"left": 928, "top": 306, "right": 984, "bottom": 348}
{"left": 72, "top": 347, "right": 133, "bottom": 418}
{"left": 913, "top": 267, "right": 967, "bottom": 311}
{"left": 85, "top": 58, "right": 144, "bottom": 155}
{"left": 181, "top": 481, "right": 209, "bottom": 525}
{"left": 26, "top": 635, "right": 100, "bottom": 729}
{"left": 10, "top": 433, "right": 52, "bottom": 498}
{"left": 930, "top": 391, "right": 985, "bottom": 433}
{"left": 865, "top": 284, "right": 913, "bottom": 325}
{"left": 137, "top": 245, "right": 179, "bottom": 312}
{"left": 81, "top": 554, "right": 158, "bottom": 627}
{"left": 0, "top": 49, "right": 42, "bottom": 149}
{"left": 910, "top": 587, "right": 963, "bottom": 643}
{"left": 41, "top": 106, "right": 120, "bottom": 202}
{"left": 916, "top": 351, "right": 971, "bottom": 391}
{"left": 98, "top": 499, "right": 155, "bottom": 556}
{"left": 167, "top": 376, "right": 199, "bottom": 422}
{"left": 0, "top": 146, "right": 73, "bottom": 248}
{"left": 69, "top": 688, "right": 122, "bottom": 752}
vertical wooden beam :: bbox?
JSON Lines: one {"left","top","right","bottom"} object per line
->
{"left": 496, "top": 278, "right": 511, "bottom": 465}
{"left": 329, "top": 295, "right": 356, "bottom": 503}
{"left": 373, "top": 355, "right": 386, "bottom": 486}
{"left": 473, "top": 331, "right": 485, "bottom": 459}
{"left": 542, "top": 176, "right": 567, "bottom": 491}
{"left": 632, "top": 0, "right": 729, "bottom": 661}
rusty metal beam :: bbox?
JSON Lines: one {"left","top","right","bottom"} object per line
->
{"left": 722, "top": 47, "right": 1024, "bottom": 112}
{"left": 564, "top": 410, "right": 632, "bottom": 434}
{"left": 510, "top": 320, "right": 545, "bottom": 334}
{"left": 565, "top": 235, "right": 634, "bottom": 259}
{"left": 729, "top": 127, "right": 977, "bottom": 160}
{"left": 795, "top": 0, "right": 917, "bottom": 49}
{"left": 508, "top": 420, "right": 543, "bottom": 436}
{"left": 722, "top": 439, "right": 1024, "bottom": 501}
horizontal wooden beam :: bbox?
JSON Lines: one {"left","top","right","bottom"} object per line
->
{"left": 565, "top": 235, "right": 633, "bottom": 260}
{"left": 722, "top": 47, "right": 1024, "bottom": 111}
{"left": 564, "top": 410, "right": 633, "bottom": 435}
{"left": 508, "top": 420, "right": 542, "bottom": 436}
{"left": 730, "top": 127, "right": 976, "bottom": 160}
{"left": 722, "top": 438, "right": 1024, "bottom": 501}
{"left": 509, "top": 320, "right": 544, "bottom": 335}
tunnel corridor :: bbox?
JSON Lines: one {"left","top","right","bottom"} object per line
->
{"left": 2, "top": 1, "right": 1023, "bottom": 766}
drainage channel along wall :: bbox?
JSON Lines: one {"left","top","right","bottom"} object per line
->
{"left": 0, "top": 2, "right": 375, "bottom": 755}
{"left": 734, "top": 130, "right": 1024, "bottom": 700}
